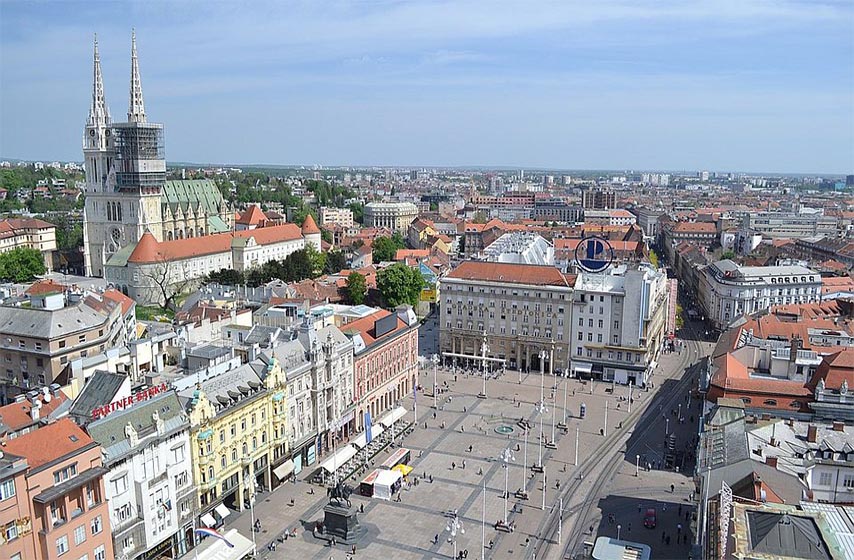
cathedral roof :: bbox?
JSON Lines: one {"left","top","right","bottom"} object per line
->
{"left": 301, "top": 213, "right": 320, "bottom": 235}
{"left": 125, "top": 224, "right": 304, "bottom": 265}
{"left": 161, "top": 179, "right": 224, "bottom": 216}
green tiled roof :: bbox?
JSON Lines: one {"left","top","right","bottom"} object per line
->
{"left": 105, "top": 243, "right": 135, "bottom": 267}
{"left": 162, "top": 179, "right": 224, "bottom": 215}
{"left": 207, "top": 215, "right": 230, "bottom": 233}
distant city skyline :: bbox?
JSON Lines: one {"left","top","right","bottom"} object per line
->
{"left": 1, "top": 1, "right": 852, "bottom": 174}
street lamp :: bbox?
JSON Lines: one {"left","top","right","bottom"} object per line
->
{"left": 499, "top": 447, "right": 515, "bottom": 524}
{"left": 243, "top": 463, "right": 258, "bottom": 553}
{"left": 617, "top": 523, "right": 622, "bottom": 540}
{"left": 635, "top": 454, "right": 640, "bottom": 477}
{"left": 519, "top": 426, "right": 529, "bottom": 499}
{"left": 535, "top": 399, "right": 547, "bottom": 471}
{"left": 665, "top": 417, "right": 670, "bottom": 436}
{"left": 446, "top": 512, "right": 465, "bottom": 559}
{"left": 604, "top": 401, "right": 608, "bottom": 438}
{"left": 432, "top": 354, "right": 439, "bottom": 409}
{"left": 478, "top": 331, "right": 488, "bottom": 399}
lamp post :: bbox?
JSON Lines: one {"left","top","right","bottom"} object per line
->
{"left": 536, "top": 399, "right": 546, "bottom": 470}
{"left": 500, "top": 447, "right": 515, "bottom": 524}
{"left": 538, "top": 350, "right": 547, "bottom": 409}
{"left": 446, "top": 512, "right": 464, "bottom": 559}
{"left": 520, "top": 426, "right": 529, "bottom": 497}
{"left": 481, "top": 479, "right": 486, "bottom": 560}
{"left": 604, "top": 401, "right": 608, "bottom": 437}
{"left": 574, "top": 427, "right": 579, "bottom": 466}
{"left": 665, "top": 417, "right": 670, "bottom": 436}
{"left": 551, "top": 392, "right": 557, "bottom": 445}
{"left": 542, "top": 473, "right": 547, "bottom": 511}
{"left": 617, "top": 524, "right": 622, "bottom": 540}
{"left": 628, "top": 381, "right": 633, "bottom": 414}
{"left": 244, "top": 464, "right": 257, "bottom": 553}
{"left": 635, "top": 454, "right": 640, "bottom": 477}
{"left": 562, "top": 375, "right": 568, "bottom": 426}
{"left": 432, "top": 354, "right": 439, "bottom": 409}
{"left": 479, "top": 331, "right": 488, "bottom": 399}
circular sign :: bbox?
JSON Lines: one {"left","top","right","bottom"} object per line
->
{"left": 575, "top": 235, "right": 614, "bottom": 273}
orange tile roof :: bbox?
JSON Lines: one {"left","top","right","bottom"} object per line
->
{"left": 670, "top": 222, "right": 717, "bottom": 234}
{"left": 810, "top": 348, "right": 854, "bottom": 391}
{"left": 236, "top": 204, "right": 267, "bottom": 226}
{"left": 395, "top": 249, "right": 429, "bottom": 261}
{"left": 2, "top": 418, "right": 94, "bottom": 471}
{"left": 128, "top": 224, "right": 303, "bottom": 264}
{"left": 446, "top": 261, "right": 575, "bottom": 287}
{"left": 301, "top": 214, "right": 321, "bottom": 235}
{"left": 0, "top": 392, "right": 68, "bottom": 433}
{"left": 102, "top": 288, "right": 135, "bottom": 314}
{"left": 342, "top": 309, "right": 408, "bottom": 347}
{"left": 25, "top": 279, "right": 67, "bottom": 296}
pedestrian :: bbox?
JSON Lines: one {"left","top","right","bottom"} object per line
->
{"left": 666, "top": 535, "right": 670, "bottom": 546}
{"left": 678, "top": 505, "right": 682, "bottom": 516}
{"left": 433, "top": 533, "right": 439, "bottom": 544}
{"left": 451, "top": 461, "right": 456, "bottom": 470}
{"left": 671, "top": 483, "right": 675, "bottom": 493}
{"left": 638, "top": 504, "right": 642, "bottom": 513}
{"left": 677, "top": 523, "right": 682, "bottom": 534}
{"left": 359, "top": 503, "right": 364, "bottom": 513}
{"left": 661, "top": 531, "right": 666, "bottom": 542}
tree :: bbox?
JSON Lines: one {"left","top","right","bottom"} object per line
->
{"left": 377, "top": 263, "right": 426, "bottom": 308}
{"left": 205, "top": 268, "right": 245, "bottom": 285}
{"left": 348, "top": 203, "right": 364, "bottom": 224}
{"left": 139, "top": 257, "right": 192, "bottom": 311}
{"left": 321, "top": 229, "right": 333, "bottom": 244}
{"left": 346, "top": 272, "right": 367, "bottom": 305}
{"left": 472, "top": 211, "right": 488, "bottom": 224}
{"left": 324, "top": 249, "right": 347, "bottom": 275}
{"left": 721, "top": 250, "right": 736, "bottom": 261}
{"left": 372, "top": 235, "right": 405, "bottom": 263}
{"left": 0, "top": 248, "right": 46, "bottom": 282}
{"left": 648, "top": 249, "right": 660, "bottom": 269}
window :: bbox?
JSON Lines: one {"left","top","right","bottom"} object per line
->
{"left": 171, "top": 444, "right": 185, "bottom": 465}
{"left": 763, "top": 399, "right": 777, "bottom": 406}
{"left": 94, "top": 545, "right": 106, "bottom": 560}
{"left": 54, "top": 463, "right": 78, "bottom": 484}
{"left": 74, "top": 524, "right": 86, "bottom": 545}
{"left": 110, "top": 474, "right": 128, "bottom": 495}
{"left": 5, "top": 521, "right": 18, "bottom": 541}
{"left": 577, "top": 317, "right": 583, "bottom": 326}
{"left": 56, "top": 535, "right": 69, "bottom": 556}
{"left": 844, "top": 475, "right": 854, "bottom": 489}
{"left": 598, "top": 320, "right": 603, "bottom": 328}
{"left": 59, "top": 340, "right": 66, "bottom": 348}
{"left": 90, "top": 515, "right": 102, "bottom": 535}
{"left": 577, "top": 332, "right": 583, "bottom": 341}
{"left": 818, "top": 472, "right": 833, "bottom": 487}
{"left": 0, "top": 478, "right": 15, "bottom": 500}
{"left": 614, "top": 320, "right": 620, "bottom": 329}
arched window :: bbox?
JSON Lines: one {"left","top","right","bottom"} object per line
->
{"left": 763, "top": 399, "right": 777, "bottom": 406}
{"left": 741, "top": 397, "right": 752, "bottom": 404}
{"left": 167, "top": 231, "right": 174, "bottom": 241}
{"left": 790, "top": 401, "right": 802, "bottom": 409}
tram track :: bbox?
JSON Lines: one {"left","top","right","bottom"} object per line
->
{"left": 531, "top": 324, "right": 703, "bottom": 560}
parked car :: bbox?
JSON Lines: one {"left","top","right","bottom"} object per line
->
{"left": 644, "top": 508, "right": 657, "bottom": 529}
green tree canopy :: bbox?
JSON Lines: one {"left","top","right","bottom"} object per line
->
{"left": 377, "top": 263, "right": 425, "bottom": 308}
{"left": 346, "top": 272, "right": 367, "bottom": 305}
{"left": 205, "top": 268, "right": 246, "bottom": 285}
{"left": 324, "top": 249, "right": 347, "bottom": 275}
{"left": 648, "top": 249, "right": 660, "bottom": 269}
{"left": 0, "top": 247, "right": 46, "bottom": 282}
{"left": 372, "top": 235, "right": 405, "bottom": 263}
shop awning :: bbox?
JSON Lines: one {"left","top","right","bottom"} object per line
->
{"left": 196, "top": 528, "right": 255, "bottom": 560}
{"left": 319, "top": 444, "right": 358, "bottom": 474}
{"left": 273, "top": 460, "right": 295, "bottom": 480}
{"left": 200, "top": 513, "right": 217, "bottom": 528}
{"left": 573, "top": 362, "right": 593, "bottom": 374}
{"left": 214, "top": 503, "right": 231, "bottom": 519}
{"left": 350, "top": 425, "right": 384, "bottom": 449}
{"left": 379, "top": 406, "right": 407, "bottom": 428}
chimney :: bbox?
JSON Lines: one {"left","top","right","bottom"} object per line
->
{"left": 766, "top": 456, "right": 778, "bottom": 468}
{"left": 789, "top": 336, "right": 801, "bottom": 362}
{"left": 753, "top": 477, "right": 763, "bottom": 500}
{"left": 807, "top": 425, "right": 818, "bottom": 443}
{"left": 833, "top": 421, "right": 845, "bottom": 432}
{"left": 30, "top": 399, "right": 41, "bottom": 421}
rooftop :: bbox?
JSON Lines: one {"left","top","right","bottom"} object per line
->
{"left": 2, "top": 418, "right": 96, "bottom": 471}
{"left": 445, "top": 261, "right": 574, "bottom": 287}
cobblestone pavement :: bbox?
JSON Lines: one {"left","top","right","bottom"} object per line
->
{"left": 209, "top": 324, "right": 712, "bottom": 560}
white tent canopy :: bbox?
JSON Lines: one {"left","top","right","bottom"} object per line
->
{"left": 319, "top": 444, "right": 358, "bottom": 474}
{"left": 379, "top": 406, "right": 407, "bottom": 428}
{"left": 373, "top": 468, "right": 402, "bottom": 501}
{"left": 196, "top": 528, "right": 255, "bottom": 560}
{"left": 351, "top": 425, "right": 384, "bottom": 449}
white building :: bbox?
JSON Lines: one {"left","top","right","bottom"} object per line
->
{"left": 583, "top": 209, "right": 637, "bottom": 227}
{"left": 86, "top": 391, "right": 196, "bottom": 559}
{"left": 699, "top": 260, "right": 821, "bottom": 330}
{"left": 105, "top": 222, "right": 320, "bottom": 306}
{"left": 363, "top": 202, "right": 419, "bottom": 233}
{"left": 742, "top": 211, "right": 839, "bottom": 240}
{"left": 439, "top": 261, "right": 574, "bottom": 373}
{"left": 479, "top": 232, "right": 554, "bottom": 266}
{"left": 570, "top": 264, "right": 668, "bottom": 386}
{"left": 320, "top": 207, "right": 354, "bottom": 228}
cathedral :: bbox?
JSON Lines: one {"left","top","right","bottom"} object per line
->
{"left": 82, "top": 32, "right": 233, "bottom": 277}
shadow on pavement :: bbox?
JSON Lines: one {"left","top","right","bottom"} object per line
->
{"left": 593, "top": 495, "right": 695, "bottom": 560}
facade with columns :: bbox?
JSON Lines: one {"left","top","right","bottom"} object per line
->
{"left": 363, "top": 202, "right": 419, "bottom": 233}
{"left": 439, "top": 262, "right": 574, "bottom": 373}
{"left": 82, "top": 33, "right": 232, "bottom": 278}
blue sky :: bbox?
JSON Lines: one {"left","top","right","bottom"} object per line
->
{"left": 1, "top": 1, "right": 852, "bottom": 173}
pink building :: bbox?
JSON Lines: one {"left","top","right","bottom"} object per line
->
{"left": 2, "top": 418, "right": 113, "bottom": 560}
{"left": 345, "top": 308, "right": 419, "bottom": 431}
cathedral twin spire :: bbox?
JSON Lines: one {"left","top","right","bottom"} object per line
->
{"left": 89, "top": 30, "right": 147, "bottom": 127}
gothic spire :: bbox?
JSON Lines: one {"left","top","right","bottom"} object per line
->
{"left": 128, "top": 29, "right": 146, "bottom": 123}
{"left": 88, "top": 33, "right": 110, "bottom": 127}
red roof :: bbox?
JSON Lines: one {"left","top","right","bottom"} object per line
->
{"left": 25, "top": 279, "right": 67, "bottom": 296}
{"left": 301, "top": 214, "right": 321, "bottom": 235}
{"left": 128, "top": 224, "right": 304, "bottom": 264}
{"left": 236, "top": 204, "right": 267, "bottom": 226}
{"left": 0, "top": 391, "right": 68, "bottom": 433}
{"left": 2, "top": 418, "right": 94, "bottom": 470}
{"left": 670, "top": 222, "right": 717, "bottom": 234}
{"left": 395, "top": 249, "right": 429, "bottom": 261}
{"left": 343, "top": 309, "right": 408, "bottom": 347}
{"left": 446, "top": 261, "right": 575, "bottom": 287}
{"left": 102, "top": 288, "right": 135, "bottom": 314}
{"left": 810, "top": 349, "right": 854, "bottom": 391}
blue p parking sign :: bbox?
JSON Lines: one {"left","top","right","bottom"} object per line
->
{"left": 575, "top": 236, "right": 614, "bottom": 273}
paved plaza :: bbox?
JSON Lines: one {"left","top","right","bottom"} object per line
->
{"left": 215, "top": 321, "right": 712, "bottom": 560}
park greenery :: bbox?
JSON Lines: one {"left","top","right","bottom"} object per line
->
{"left": 0, "top": 248, "right": 47, "bottom": 282}
{"left": 204, "top": 245, "right": 347, "bottom": 288}
{"left": 377, "top": 263, "right": 425, "bottom": 308}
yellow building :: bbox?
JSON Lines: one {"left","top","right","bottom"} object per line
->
{"left": 180, "top": 355, "right": 288, "bottom": 525}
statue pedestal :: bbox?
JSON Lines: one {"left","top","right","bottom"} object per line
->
{"left": 323, "top": 503, "right": 365, "bottom": 545}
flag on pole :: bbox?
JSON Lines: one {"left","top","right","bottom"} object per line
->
{"left": 364, "top": 411, "right": 372, "bottom": 444}
{"left": 194, "top": 528, "right": 234, "bottom": 548}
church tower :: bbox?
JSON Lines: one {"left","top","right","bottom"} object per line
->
{"left": 84, "top": 31, "right": 166, "bottom": 277}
